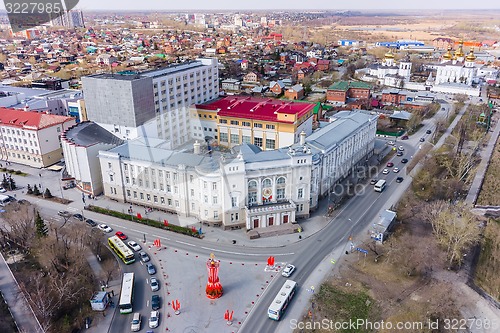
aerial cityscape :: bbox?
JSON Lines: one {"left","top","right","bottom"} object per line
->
{"left": 0, "top": 2, "right": 500, "bottom": 333}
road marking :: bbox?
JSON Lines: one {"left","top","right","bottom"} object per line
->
{"left": 152, "top": 234, "right": 170, "bottom": 240}
{"left": 200, "top": 246, "right": 294, "bottom": 256}
{"left": 131, "top": 229, "right": 146, "bottom": 234}
{"left": 120, "top": 226, "right": 129, "bottom": 230}
{"left": 175, "top": 240, "right": 196, "bottom": 247}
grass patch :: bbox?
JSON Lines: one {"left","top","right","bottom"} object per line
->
{"left": 0, "top": 168, "right": 28, "bottom": 176}
{"left": 474, "top": 218, "right": 500, "bottom": 301}
{"left": 86, "top": 205, "right": 202, "bottom": 238}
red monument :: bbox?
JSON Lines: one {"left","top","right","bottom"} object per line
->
{"left": 206, "top": 253, "right": 223, "bottom": 299}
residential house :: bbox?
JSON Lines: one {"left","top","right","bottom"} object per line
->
{"left": 269, "top": 80, "right": 286, "bottom": 96}
{"left": 243, "top": 72, "right": 259, "bottom": 83}
{"left": 96, "top": 54, "right": 117, "bottom": 66}
{"left": 326, "top": 81, "right": 372, "bottom": 103}
{"left": 284, "top": 84, "right": 304, "bottom": 100}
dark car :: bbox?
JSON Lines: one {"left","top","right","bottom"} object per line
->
{"left": 151, "top": 295, "right": 160, "bottom": 310}
{"left": 426, "top": 129, "right": 432, "bottom": 134}
{"left": 401, "top": 158, "right": 408, "bottom": 163}
{"left": 419, "top": 137, "right": 425, "bottom": 142}
{"left": 401, "top": 135, "right": 409, "bottom": 140}
{"left": 73, "top": 213, "right": 84, "bottom": 221}
{"left": 396, "top": 177, "right": 404, "bottom": 183}
{"left": 386, "top": 162, "right": 394, "bottom": 167}
{"left": 397, "top": 151, "right": 403, "bottom": 156}
{"left": 86, "top": 219, "right": 97, "bottom": 227}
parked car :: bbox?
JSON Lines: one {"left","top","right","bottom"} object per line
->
{"left": 73, "top": 213, "right": 84, "bottom": 221}
{"left": 420, "top": 137, "right": 425, "bottom": 142}
{"left": 151, "top": 295, "right": 160, "bottom": 310}
{"left": 150, "top": 277, "right": 159, "bottom": 292}
{"left": 115, "top": 231, "right": 127, "bottom": 240}
{"left": 58, "top": 210, "right": 70, "bottom": 217}
{"left": 131, "top": 313, "right": 141, "bottom": 332}
{"left": 127, "top": 241, "right": 141, "bottom": 252}
{"left": 146, "top": 263, "right": 156, "bottom": 275}
{"left": 140, "top": 251, "right": 150, "bottom": 262}
{"left": 396, "top": 177, "right": 404, "bottom": 183}
{"left": 0, "top": 187, "right": 6, "bottom": 193}
{"left": 282, "top": 264, "right": 296, "bottom": 277}
{"left": 401, "top": 158, "right": 408, "bottom": 163}
{"left": 393, "top": 167, "right": 400, "bottom": 173}
{"left": 386, "top": 162, "right": 394, "bottom": 167}
{"left": 62, "top": 182, "right": 76, "bottom": 190}
{"left": 382, "top": 169, "right": 389, "bottom": 175}
{"left": 426, "top": 129, "right": 432, "bottom": 134}
{"left": 370, "top": 179, "right": 378, "bottom": 185}
{"left": 85, "top": 219, "right": 97, "bottom": 227}
{"left": 98, "top": 224, "right": 113, "bottom": 233}
{"left": 149, "top": 310, "right": 159, "bottom": 329}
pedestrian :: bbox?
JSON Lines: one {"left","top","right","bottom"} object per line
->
{"left": 111, "top": 289, "right": 114, "bottom": 297}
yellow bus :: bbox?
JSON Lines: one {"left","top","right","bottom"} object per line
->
{"left": 108, "top": 236, "right": 135, "bottom": 264}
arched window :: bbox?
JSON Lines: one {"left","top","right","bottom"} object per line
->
{"left": 276, "top": 177, "right": 286, "bottom": 185}
{"left": 248, "top": 180, "right": 257, "bottom": 189}
{"left": 262, "top": 178, "right": 272, "bottom": 188}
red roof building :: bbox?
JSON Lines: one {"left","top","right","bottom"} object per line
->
{"left": 192, "top": 96, "right": 315, "bottom": 150}
{"left": 0, "top": 108, "right": 76, "bottom": 167}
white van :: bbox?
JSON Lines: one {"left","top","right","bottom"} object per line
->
{"left": 374, "top": 180, "right": 387, "bottom": 192}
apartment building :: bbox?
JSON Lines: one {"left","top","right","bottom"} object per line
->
{"left": 82, "top": 58, "right": 219, "bottom": 147}
{"left": 0, "top": 108, "right": 75, "bottom": 167}
{"left": 191, "top": 96, "right": 315, "bottom": 150}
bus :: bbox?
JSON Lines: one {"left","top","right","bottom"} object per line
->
{"left": 108, "top": 236, "right": 135, "bottom": 264}
{"left": 268, "top": 280, "right": 297, "bottom": 320}
{"left": 374, "top": 179, "right": 387, "bottom": 192}
{"left": 119, "top": 272, "right": 135, "bottom": 314}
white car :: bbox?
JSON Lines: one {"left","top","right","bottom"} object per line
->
{"left": 127, "top": 241, "right": 142, "bottom": 252}
{"left": 0, "top": 187, "right": 6, "bottom": 193}
{"left": 98, "top": 223, "right": 113, "bottom": 233}
{"left": 149, "top": 310, "right": 159, "bottom": 328}
{"left": 282, "top": 264, "right": 296, "bottom": 277}
{"left": 382, "top": 169, "right": 389, "bottom": 175}
{"left": 387, "top": 141, "right": 395, "bottom": 146}
{"left": 131, "top": 312, "right": 141, "bottom": 332}
{"left": 398, "top": 145, "right": 404, "bottom": 151}
{"left": 150, "top": 277, "right": 159, "bottom": 292}
{"left": 393, "top": 167, "right": 400, "bottom": 173}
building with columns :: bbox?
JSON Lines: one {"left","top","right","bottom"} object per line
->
{"left": 96, "top": 110, "right": 377, "bottom": 231}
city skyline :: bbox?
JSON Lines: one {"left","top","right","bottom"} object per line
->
{"left": 2, "top": 0, "right": 500, "bottom": 11}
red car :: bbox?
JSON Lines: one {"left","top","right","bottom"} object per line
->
{"left": 387, "top": 162, "right": 394, "bottom": 167}
{"left": 115, "top": 231, "right": 127, "bottom": 240}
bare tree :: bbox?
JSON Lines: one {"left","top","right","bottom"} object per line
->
{"left": 101, "top": 259, "right": 119, "bottom": 286}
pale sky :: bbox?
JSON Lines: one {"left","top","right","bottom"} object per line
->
{"left": 2, "top": 0, "right": 500, "bottom": 11}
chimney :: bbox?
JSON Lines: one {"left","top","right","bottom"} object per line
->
{"left": 193, "top": 140, "right": 201, "bottom": 155}
{"left": 299, "top": 130, "right": 306, "bottom": 146}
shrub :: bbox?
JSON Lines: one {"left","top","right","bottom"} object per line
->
{"left": 85, "top": 205, "right": 201, "bottom": 238}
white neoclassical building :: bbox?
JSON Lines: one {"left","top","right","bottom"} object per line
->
{"left": 360, "top": 49, "right": 412, "bottom": 87}
{"left": 97, "top": 111, "right": 378, "bottom": 231}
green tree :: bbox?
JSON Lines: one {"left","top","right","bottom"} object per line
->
{"left": 35, "top": 211, "right": 48, "bottom": 238}
{"left": 44, "top": 188, "right": 53, "bottom": 198}
{"left": 33, "top": 185, "right": 41, "bottom": 196}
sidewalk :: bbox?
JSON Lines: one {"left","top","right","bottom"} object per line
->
{"left": 0, "top": 251, "right": 44, "bottom": 333}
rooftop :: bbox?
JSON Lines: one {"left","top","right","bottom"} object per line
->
{"left": 196, "top": 96, "right": 315, "bottom": 123}
{"left": 328, "top": 81, "right": 372, "bottom": 91}
{"left": 0, "top": 107, "right": 73, "bottom": 130}
{"left": 62, "top": 121, "right": 124, "bottom": 148}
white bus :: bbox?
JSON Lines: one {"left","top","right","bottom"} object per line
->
{"left": 268, "top": 280, "right": 297, "bottom": 320}
{"left": 374, "top": 179, "right": 387, "bottom": 192}
{"left": 108, "top": 236, "right": 135, "bottom": 264}
{"left": 119, "top": 272, "right": 135, "bottom": 314}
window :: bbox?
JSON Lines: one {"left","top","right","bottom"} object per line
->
{"left": 230, "top": 134, "right": 239, "bottom": 144}
{"left": 174, "top": 186, "right": 178, "bottom": 194}
{"left": 230, "top": 120, "right": 239, "bottom": 125}
{"left": 231, "top": 213, "right": 239, "bottom": 221}
{"left": 161, "top": 197, "right": 165, "bottom": 204}
{"left": 125, "top": 176, "right": 130, "bottom": 184}
{"left": 146, "top": 194, "right": 151, "bottom": 201}
{"left": 248, "top": 191, "right": 257, "bottom": 204}
{"left": 109, "top": 174, "right": 114, "bottom": 182}
{"left": 213, "top": 196, "right": 218, "bottom": 204}
{"left": 220, "top": 119, "right": 227, "bottom": 124}
{"left": 191, "top": 202, "right": 195, "bottom": 210}
{"left": 242, "top": 121, "right": 251, "bottom": 127}
{"left": 154, "top": 196, "right": 158, "bottom": 203}
{"left": 231, "top": 197, "right": 238, "bottom": 207}
{"left": 298, "top": 188, "right": 304, "bottom": 199}
{"left": 204, "top": 195, "right": 208, "bottom": 203}
{"left": 277, "top": 177, "right": 286, "bottom": 185}
{"left": 254, "top": 137, "right": 262, "bottom": 147}
{"left": 140, "top": 193, "right": 144, "bottom": 200}
{"left": 190, "top": 175, "right": 194, "bottom": 183}
{"left": 263, "top": 178, "right": 272, "bottom": 188}
{"left": 168, "top": 198, "right": 172, "bottom": 206}
{"left": 191, "top": 189, "right": 195, "bottom": 196}
{"left": 253, "top": 123, "right": 262, "bottom": 128}
{"left": 242, "top": 136, "right": 251, "bottom": 144}
{"left": 126, "top": 190, "right": 131, "bottom": 196}
{"left": 266, "top": 124, "right": 275, "bottom": 129}
{"left": 133, "top": 191, "right": 137, "bottom": 198}
{"left": 108, "top": 162, "right": 112, "bottom": 168}
{"left": 277, "top": 188, "right": 285, "bottom": 200}
{"left": 204, "top": 181, "right": 207, "bottom": 189}
{"left": 166, "top": 185, "right": 171, "bottom": 192}
{"left": 248, "top": 180, "right": 257, "bottom": 189}
{"left": 220, "top": 133, "right": 228, "bottom": 142}
{"left": 214, "top": 211, "right": 219, "bottom": 219}
{"left": 212, "top": 182, "right": 217, "bottom": 190}
{"left": 265, "top": 139, "right": 275, "bottom": 150}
